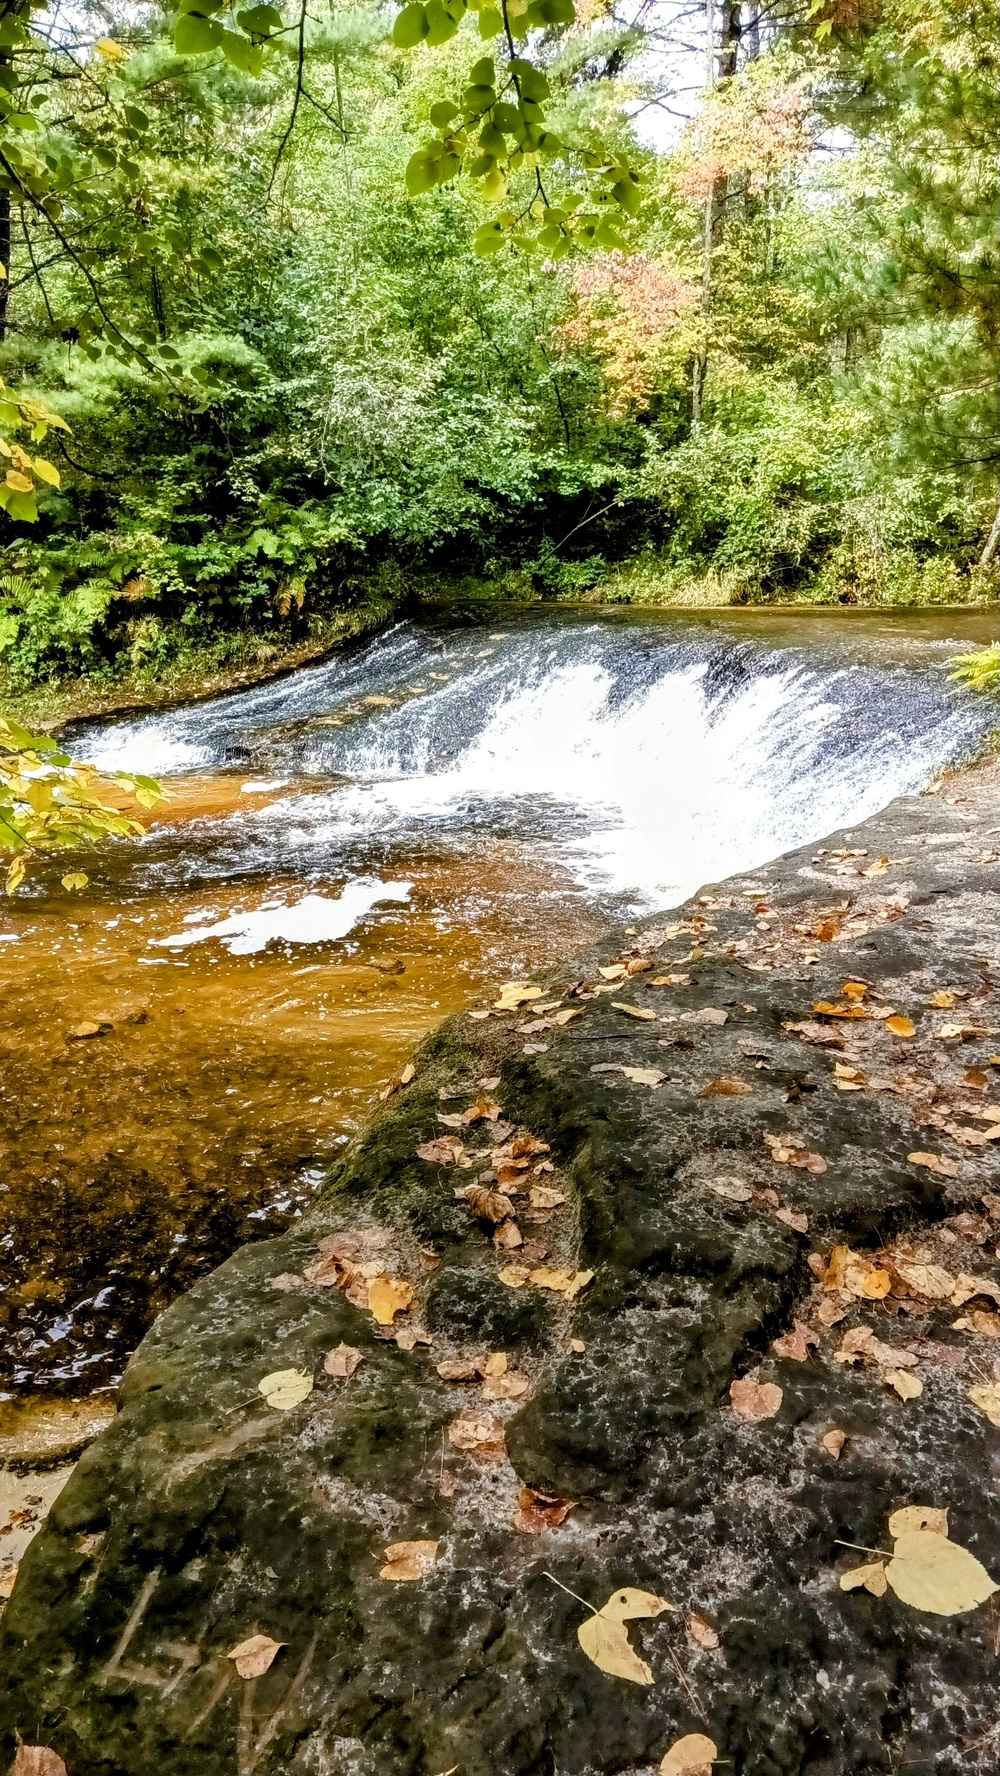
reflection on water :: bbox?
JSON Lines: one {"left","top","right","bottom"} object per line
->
{"left": 1, "top": 603, "right": 994, "bottom": 1398}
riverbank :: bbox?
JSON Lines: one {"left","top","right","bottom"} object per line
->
{"left": 3, "top": 746, "right": 998, "bottom": 1776}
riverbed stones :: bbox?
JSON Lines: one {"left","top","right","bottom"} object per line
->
{"left": 2, "top": 758, "right": 999, "bottom": 1776}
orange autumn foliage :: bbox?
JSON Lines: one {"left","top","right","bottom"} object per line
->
{"left": 676, "top": 80, "right": 811, "bottom": 204}
{"left": 552, "top": 253, "right": 700, "bottom": 416}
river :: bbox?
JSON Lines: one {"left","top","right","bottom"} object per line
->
{"left": 1, "top": 602, "right": 995, "bottom": 1402}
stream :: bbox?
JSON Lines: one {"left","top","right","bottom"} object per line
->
{"left": 1, "top": 602, "right": 996, "bottom": 1402}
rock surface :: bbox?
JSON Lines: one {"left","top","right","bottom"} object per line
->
{"left": 3, "top": 758, "right": 1000, "bottom": 1776}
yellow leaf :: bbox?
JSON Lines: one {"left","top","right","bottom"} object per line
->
{"left": 30, "top": 457, "right": 60, "bottom": 488}
{"left": 886, "top": 1016, "right": 915, "bottom": 1038}
{"left": 885, "top": 1368, "right": 922, "bottom": 1399}
{"left": 5, "top": 854, "right": 27, "bottom": 896}
{"left": 659, "top": 1733, "right": 719, "bottom": 1776}
{"left": 907, "top": 1151, "right": 958, "bottom": 1178}
{"left": 886, "top": 1528, "right": 998, "bottom": 1616}
{"left": 968, "top": 1382, "right": 1000, "bottom": 1426}
{"left": 598, "top": 1586, "right": 672, "bottom": 1623}
{"left": 840, "top": 1561, "right": 887, "bottom": 1596}
{"left": 367, "top": 1275, "right": 414, "bottom": 1324}
{"left": 257, "top": 1367, "right": 313, "bottom": 1411}
{"left": 61, "top": 872, "right": 88, "bottom": 892}
{"left": 380, "top": 1539, "right": 439, "bottom": 1581}
{"left": 621, "top": 1066, "right": 666, "bottom": 1087}
{"left": 94, "top": 35, "right": 126, "bottom": 57}
{"left": 888, "top": 1506, "right": 948, "bottom": 1538}
{"left": 841, "top": 981, "right": 867, "bottom": 1001}
{"left": 610, "top": 1000, "right": 657, "bottom": 1021}
{"left": 576, "top": 1613, "right": 653, "bottom": 1685}
{"left": 494, "top": 981, "right": 542, "bottom": 1010}
{"left": 4, "top": 470, "right": 33, "bottom": 493}
{"left": 227, "top": 1633, "right": 285, "bottom": 1678}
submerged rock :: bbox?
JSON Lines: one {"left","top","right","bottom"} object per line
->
{"left": 2, "top": 758, "right": 999, "bottom": 1776}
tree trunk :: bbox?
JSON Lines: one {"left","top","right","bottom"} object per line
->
{"left": 979, "top": 494, "right": 1000, "bottom": 567}
{"left": 0, "top": 185, "right": 10, "bottom": 343}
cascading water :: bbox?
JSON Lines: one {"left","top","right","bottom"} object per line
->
{"left": 79, "top": 608, "right": 992, "bottom": 927}
{"left": 2, "top": 605, "right": 992, "bottom": 1393}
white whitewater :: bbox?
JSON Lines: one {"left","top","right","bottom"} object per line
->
{"left": 79, "top": 614, "right": 990, "bottom": 919}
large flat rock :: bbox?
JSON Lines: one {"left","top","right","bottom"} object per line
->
{"left": 3, "top": 759, "right": 999, "bottom": 1776}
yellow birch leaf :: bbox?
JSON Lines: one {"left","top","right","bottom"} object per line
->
{"left": 840, "top": 1562, "right": 887, "bottom": 1596}
{"left": 576, "top": 1612, "right": 653, "bottom": 1685}
{"left": 888, "top": 1506, "right": 948, "bottom": 1538}
{"left": 598, "top": 1587, "right": 673, "bottom": 1623}
{"left": 659, "top": 1733, "right": 719, "bottom": 1776}
{"left": 257, "top": 1368, "right": 313, "bottom": 1411}
{"left": 367, "top": 1275, "right": 414, "bottom": 1324}
{"left": 886, "top": 1529, "right": 998, "bottom": 1615}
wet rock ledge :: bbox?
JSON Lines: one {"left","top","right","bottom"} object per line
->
{"left": 3, "top": 757, "right": 1000, "bottom": 1776}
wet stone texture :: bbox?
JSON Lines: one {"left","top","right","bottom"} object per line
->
{"left": 2, "top": 758, "right": 1000, "bottom": 1776}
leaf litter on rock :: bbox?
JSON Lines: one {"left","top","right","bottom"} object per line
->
{"left": 380, "top": 1540, "right": 439, "bottom": 1582}
{"left": 659, "top": 1733, "right": 719, "bottom": 1776}
{"left": 729, "top": 1378, "right": 782, "bottom": 1420}
{"left": 558, "top": 1581, "right": 673, "bottom": 1686}
{"left": 258, "top": 1368, "right": 313, "bottom": 1411}
{"left": 227, "top": 1634, "right": 285, "bottom": 1678}
{"left": 839, "top": 1505, "right": 998, "bottom": 1616}
{"left": 324, "top": 1344, "right": 362, "bottom": 1379}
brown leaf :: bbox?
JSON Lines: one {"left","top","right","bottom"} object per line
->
{"left": 702, "top": 1077, "right": 752, "bottom": 1096}
{"left": 466, "top": 1185, "right": 516, "bottom": 1223}
{"left": 529, "top": 1184, "right": 566, "bottom": 1209}
{"left": 821, "top": 1428, "right": 846, "bottom": 1458}
{"left": 494, "top": 1221, "right": 523, "bottom": 1250}
{"left": 840, "top": 1561, "right": 888, "bottom": 1597}
{"left": 775, "top": 1206, "right": 809, "bottom": 1233}
{"left": 367, "top": 1276, "right": 414, "bottom": 1325}
{"left": 834, "top": 1326, "right": 919, "bottom": 1368}
{"left": 461, "top": 1097, "right": 502, "bottom": 1124}
{"left": 885, "top": 1368, "right": 923, "bottom": 1399}
{"left": 953, "top": 1309, "right": 1000, "bottom": 1337}
{"left": 227, "top": 1634, "right": 285, "bottom": 1679}
{"left": 482, "top": 1370, "right": 530, "bottom": 1400}
{"left": 841, "top": 980, "right": 868, "bottom": 1001}
{"left": 324, "top": 1343, "right": 362, "bottom": 1379}
{"left": 892, "top": 1260, "right": 955, "bottom": 1301}
{"left": 816, "top": 1296, "right": 848, "bottom": 1326}
{"left": 764, "top": 1134, "right": 827, "bottom": 1173}
{"left": 514, "top": 1486, "right": 576, "bottom": 1533}
{"left": 729, "top": 1378, "right": 782, "bottom": 1420}
{"left": 380, "top": 1539, "right": 439, "bottom": 1582}
{"left": 611, "top": 1000, "right": 657, "bottom": 1022}
{"left": 0, "top": 1562, "right": 18, "bottom": 1599}
{"left": 685, "top": 1612, "right": 720, "bottom": 1650}
{"left": 968, "top": 1382, "right": 1000, "bottom": 1425}
{"left": 482, "top": 1351, "right": 507, "bottom": 1375}
{"left": 417, "top": 1135, "right": 467, "bottom": 1165}
{"left": 771, "top": 1321, "right": 818, "bottom": 1361}
{"left": 447, "top": 1411, "right": 506, "bottom": 1458}
{"left": 659, "top": 1733, "right": 719, "bottom": 1776}
{"left": 10, "top": 1752, "right": 68, "bottom": 1776}
{"left": 436, "top": 1357, "right": 482, "bottom": 1381}
{"left": 498, "top": 1264, "right": 531, "bottom": 1289}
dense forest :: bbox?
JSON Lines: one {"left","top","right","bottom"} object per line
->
{"left": 0, "top": 0, "right": 996, "bottom": 689}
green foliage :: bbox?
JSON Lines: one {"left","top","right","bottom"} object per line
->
{"left": 949, "top": 644, "right": 1000, "bottom": 696}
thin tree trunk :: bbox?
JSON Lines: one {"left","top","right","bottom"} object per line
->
{"left": 980, "top": 494, "right": 1000, "bottom": 567}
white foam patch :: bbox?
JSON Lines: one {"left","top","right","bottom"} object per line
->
{"left": 154, "top": 878, "right": 413, "bottom": 956}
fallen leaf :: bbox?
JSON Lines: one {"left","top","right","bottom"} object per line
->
{"left": 863, "top": 856, "right": 889, "bottom": 876}
{"left": 514, "top": 1486, "right": 576, "bottom": 1533}
{"left": 529, "top": 1266, "right": 594, "bottom": 1297}
{"left": 690, "top": 1007, "right": 728, "bottom": 1025}
{"left": 258, "top": 1368, "right": 313, "bottom": 1411}
{"left": 930, "top": 991, "right": 956, "bottom": 1009}
{"left": 417, "top": 1136, "right": 467, "bottom": 1165}
{"left": 324, "top": 1343, "right": 362, "bottom": 1379}
{"left": 461, "top": 1097, "right": 502, "bottom": 1124}
{"left": 67, "top": 1020, "right": 108, "bottom": 1041}
{"left": 498, "top": 1264, "right": 530, "bottom": 1289}
{"left": 611, "top": 1001, "right": 657, "bottom": 1022}
{"left": 886, "top": 1016, "right": 916, "bottom": 1038}
{"left": 816, "top": 1296, "right": 848, "bottom": 1326}
{"left": 968, "top": 1382, "right": 1000, "bottom": 1426}
{"left": 840, "top": 1561, "right": 888, "bottom": 1597}
{"left": 892, "top": 1260, "right": 954, "bottom": 1300}
{"left": 436, "top": 1358, "right": 482, "bottom": 1381}
{"left": 764, "top": 1134, "right": 827, "bottom": 1174}
{"left": 907, "top": 1151, "right": 958, "bottom": 1178}
{"left": 659, "top": 1733, "right": 719, "bottom": 1776}
{"left": 954, "top": 1309, "right": 1000, "bottom": 1337}
{"left": 482, "top": 1350, "right": 507, "bottom": 1375}
{"left": 842, "top": 980, "right": 868, "bottom": 1001}
{"left": 729, "top": 1378, "right": 782, "bottom": 1420}
{"left": 702, "top": 1077, "right": 752, "bottom": 1096}
{"left": 834, "top": 1326, "right": 919, "bottom": 1369}
{"left": 529, "top": 1185, "right": 566, "bottom": 1209}
{"left": 600, "top": 1586, "right": 673, "bottom": 1623}
{"left": 599, "top": 964, "right": 628, "bottom": 980}
{"left": 380, "top": 1540, "right": 439, "bottom": 1582}
{"left": 822, "top": 1428, "right": 846, "bottom": 1458}
{"left": 227, "top": 1634, "right": 285, "bottom": 1679}
{"left": 368, "top": 1277, "right": 414, "bottom": 1324}
{"left": 650, "top": 973, "right": 691, "bottom": 986}
{"left": 494, "top": 982, "right": 543, "bottom": 1011}
{"left": 494, "top": 1221, "right": 523, "bottom": 1250}
{"left": 888, "top": 1506, "right": 948, "bottom": 1537}
{"left": 772, "top": 1321, "right": 817, "bottom": 1361}
{"left": 0, "top": 1563, "right": 18, "bottom": 1599}
{"left": 775, "top": 1206, "right": 809, "bottom": 1233}
{"left": 577, "top": 1612, "right": 653, "bottom": 1685}
{"left": 886, "top": 1528, "right": 998, "bottom": 1616}
{"left": 621, "top": 1066, "right": 666, "bottom": 1087}
{"left": 708, "top": 1179, "right": 753, "bottom": 1202}
{"left": 886, "top": 1368, "right": 923, "bottom": 1399}
{"left": 685, "top": 1612, "right": 720, "bottom": 1650}
{"left": 951, "top": 1273, "right": 1000, "bottom": 1307}
{"left": 466, "top": 1185, "right": 516, "bottom": 1223}
{"left": 10, "top": 1752, "right": 68, "bottom": 1776}
{"left": 813, "top": 1001, "right": 867, "bottom": 1020}
{"left": 447, "top": 1411, "right": 505, "bottom": 1457}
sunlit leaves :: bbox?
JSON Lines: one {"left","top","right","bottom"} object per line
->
{"left": 0, "top": 721, "right": 161, "bottom": 894}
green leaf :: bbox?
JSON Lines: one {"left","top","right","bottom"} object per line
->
{"left": 0, "top": 486, "right": 38, "bottom": 522}
{"left": 174, "top": 12, "right": 224, "bottom": 54}
{"left": 199, "top": 244, "right": 225, "bottom": 269}
{"left": 473, "top": 221, "right": 507, "bottom": 256}
{"left": 424, "top": 0, "right": 462, "bottom": 45}
{"left": 478, "top": 7, "right": 503, "bottom": 35}
{"left": 393, "top": 2, "right": 429, "bottom": 44}
{"left": 478, "top": 121, "right": 506, "bottom": 153}
{"left": 236, "top": 3, "right": 283, "bottom": 30}
{"left": 123, "top": 105, "right": 150, "bottom": 130}
{"left": 469, "top": 55, "right": 495, "bottom": 82}
{"left": 462, "top": 82, "right": 496, "bottom": 109}
{"left": 405, "top": 149, "right": 439, "bottom": 194}
{"left": 595, "top": 216, "right": 628, "bottom": 250}
{"left": 493, "top": 101, "right": 519, "bottom": 130}
{"left": 221, "top": 29, "right": 264, "bottom": 73}
{"left": 430, "top": 99, "right": 460, "bottom": 126}
{"left": 611, "top": 176, "right": 641, "bottom": 215}
{"left": 509, "top": 58, "right": 550, "bottom": 101}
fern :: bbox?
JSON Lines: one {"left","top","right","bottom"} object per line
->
{"left": 948, "top": 643, "right": 1000, "bottom": 694}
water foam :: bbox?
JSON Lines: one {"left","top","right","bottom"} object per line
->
{"left": 154, "top": 879, "right": 413, "bottom": 955}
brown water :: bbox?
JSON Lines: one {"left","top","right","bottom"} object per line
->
{"left": 1, "top": 602, "right": 996, "bottom": 1401}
